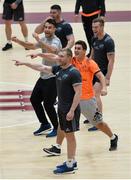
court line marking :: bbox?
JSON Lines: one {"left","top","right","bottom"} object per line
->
{"left": 0, "top": 121, "right": 37, "bottom": 129}
{"left": 0, "top": 81, "right": 33, "bottom": 87}
{"left": 0, "top": 81, "right": 35, "bottom": 129}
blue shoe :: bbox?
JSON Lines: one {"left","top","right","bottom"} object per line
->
{"left": 46, "top": 129, "right": 57, "bottom": 138}
{"left": 57, "top": 161, "right": 78, "bottom": 170}
{"left": 53, "top": 163, "right": 75, "bottom": 174}
{"left": 88, "top": 126, "right": 98, "bottom": 131}
{"left": 33, "top": 123, "right": 51, "bottom": 136}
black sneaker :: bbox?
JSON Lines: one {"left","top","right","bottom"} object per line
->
{"left": 33, "top": 123, "right": 51, "bottom": 136}
{"left": 2, "top": 43, "right": 13, "bottom": 51}
{"left": 109, "top": 134, "right": 118, "bottom": 151}
{"left": 43, "top": 145, "right": 61, "bottom": 156}
{"left": 83, "top": 119, "right": 89, "bottom": 124}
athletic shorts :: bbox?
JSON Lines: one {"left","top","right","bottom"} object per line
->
{"left": 2, "top": 3, "right": 24, "bottom": 21}
{"left": 58, "top": 106, "right": 80, "bottom": 133}
{"left": 80, "top": 97, "right": 103, "bottom": 126}
{"left": 93, "top": 69, "right": 107, "bottom": 85}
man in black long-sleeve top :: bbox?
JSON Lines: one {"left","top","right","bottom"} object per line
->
{"left": 74, "top": 0, "right": 106, "bottom": 57}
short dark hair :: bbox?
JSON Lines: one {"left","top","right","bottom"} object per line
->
{"left": 92, "top": 17, "right": 105, "bottom": 27}
{"left": 60, "top": 48, "right": 73, "bottom": 58}
{"left": 45, "top": 18, "right": 57, "bottom": 28}
{"left": 75, "top": 40, "right": 87, "bottom": 50}
{"left": 50, "top": 4, "right": 61, "bottom": 11}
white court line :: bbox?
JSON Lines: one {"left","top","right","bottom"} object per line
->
{"left": 0, "top": 81, "right": 33, "bottom": 87}
{"left": 0, "top": 121, "right": 37, "bottom": 129}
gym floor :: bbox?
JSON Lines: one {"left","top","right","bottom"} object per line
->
{"left": 0, "top": 0, "right": 131, "bottom": 179}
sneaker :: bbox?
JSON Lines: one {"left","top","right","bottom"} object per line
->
{"left": 88, "top": 126, "right": 98, "bottom": 131}
{"left": 109, "top": 134, "right": 118, "bottom": 151}
{"left": 2, "top": 43, "right": 13, "bottom": 51}
{"left": 53, "top": 163, "right": 75, "bottom": 174}
{"left": 46, "top": 129, "right": 57, "bottom": 138}
{"left": 33, "top": 123, "right": 51, "bottom": 136}
{"left": 83, "top": 119, "right": 89, "bottom": 124}
{"left": 57, "top": 161, "right": 78, "bottom": 170}
{"left": 43, "top": 145, "right": 61, "bottom": 156}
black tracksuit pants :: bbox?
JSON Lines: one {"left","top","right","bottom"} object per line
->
{"left": 81, "top": 14, "right": 98, "bottom": 56}
{"left": 30, "top": 77, "right": 58, "bottom": 130}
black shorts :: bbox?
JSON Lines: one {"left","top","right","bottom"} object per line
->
{"left": 93, "top": 69, "right": 107, "bottom": 85}
{"left": 2, "top": 3, "right": 24, "bottom": 21}
{"left": 58, "top": 106, "right": 80, "bottom": 133}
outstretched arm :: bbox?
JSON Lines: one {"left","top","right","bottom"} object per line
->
{"left": 12, "top": 37, "right": 36, "bottom": 50}
{"left": 27, "top": 53, "right": 59, "bottom": 62}
{"left": 13, "top": 60, "right": 52, "bottom": 74}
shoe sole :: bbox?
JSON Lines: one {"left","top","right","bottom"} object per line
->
{"left": 56, "top": 166, "right": 78, "bottom": 170}
{"left": 43, "top": 148, "right": 60, "bottom": 156}
{"left": 33, "top": 128, "right": 52, "bottom": 136}
{"left": 109, "top": 147, "right": 117, "bottom": 151}
{"left": 2, "top": 47, "right": 13, "bottom": 51}
{"left": 53, "top": 170, "right": 75, "bottom": 174}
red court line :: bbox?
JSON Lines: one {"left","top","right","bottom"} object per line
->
{"left": 0, "top": 11, "right": 131, "bottom": 24}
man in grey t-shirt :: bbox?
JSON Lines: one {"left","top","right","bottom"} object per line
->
{"left": 12, "top": 19, "right": 62, "bottom": 137}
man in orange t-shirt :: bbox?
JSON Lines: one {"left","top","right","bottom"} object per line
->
{"left": 28, "top": 41, "right": 118, "bottom": 165}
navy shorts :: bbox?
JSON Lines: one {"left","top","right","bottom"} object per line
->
{"left": 93, "top": 69, "right": 107, "bottom": 85}
{"left": 58, "top": 106, "right": 80, "bottom": 133}
{"left": 2, "top": 3, "right": 24, "bottom": 21}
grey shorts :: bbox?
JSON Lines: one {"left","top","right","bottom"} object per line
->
{"left": 80, "top": 97, "right": 103, "bottom": 126}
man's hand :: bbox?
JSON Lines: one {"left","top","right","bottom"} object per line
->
{"left": 26, "top": 54, "right": 38, "bottom": 59}
{"left": 101, "top": 87, "right": 107, "bottom": 96}
{"left": 10, "top": 3, "right": 17, "bottom": 9}
{"left": 12, "top": 60, "right": 24, "bottom": 66}
{"left": 11, "top": 36, "right": 19, "bottom": 43}
{"left": 32, "top": 32, "right": 40, "bottom": 42}
{"left": 105, "top": 78, "right": 110, "bottom": 86}
{"left": 66, "top": 110, "right": 74, "bottom": 121}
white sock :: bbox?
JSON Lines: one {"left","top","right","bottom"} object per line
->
{"left": 7, "top": 40, "right": 12, "bottom": 44}
{"left": 24, "top": 36, "right": 28, "bottom": 42}
{"left": 66, "top": 159, "right": 74, "bottom": 168}
{"left": 110, "top": 134, "right": 116, "bottom": 140}
{"left": 73, "top": 159, "right": 76, "bottom": 163}
{"left": 54, "top": 144, "right": 61, "bottom": 149}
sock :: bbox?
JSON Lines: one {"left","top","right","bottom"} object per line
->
{"left": 24, "top": 36, "right": 28, "bottom": 42}
{"left": 66, "top": 159, "right": 74, "bottom": 168}
{"left": 73, "top": 159, "right": 76, "bottom": 164}
{"left": 54, "top": 144, "right": 61, "bottom": 149}
{"left": 110, "top": 134, "right": 116, "bottom": 140}
{"left": 7, "top": 40, "right": 12, "bottom": 44}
